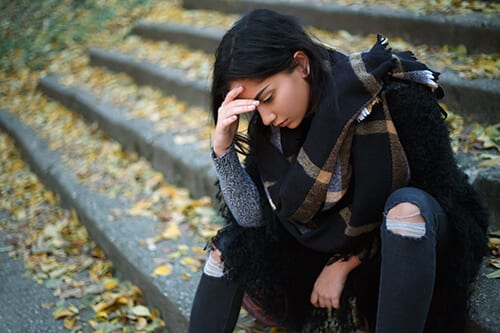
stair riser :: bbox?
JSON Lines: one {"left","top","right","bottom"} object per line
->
{"left": 88, "top": 48, "right": 211, "bottom": 110}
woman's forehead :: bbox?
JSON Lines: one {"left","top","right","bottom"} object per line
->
{"left": 229, "top": 78, "right": 268, "bottom": 98}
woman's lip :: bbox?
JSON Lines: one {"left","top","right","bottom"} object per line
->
{"left": 277, "top": 119, "right": 288, "bottom": 127}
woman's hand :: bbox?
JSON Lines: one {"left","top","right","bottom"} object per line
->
{"left": 212, "top": 86, "right": 259, "bottom": 157}
{"left": 310, "top": 256, "right": 361, "bottom": 309}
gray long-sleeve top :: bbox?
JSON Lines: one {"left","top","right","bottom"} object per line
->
{"left": 211, "top": 145, "right": 264, "bottom": 227}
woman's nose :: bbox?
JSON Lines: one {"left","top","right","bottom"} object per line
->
{"left": 259, "top": 108, "right": 277, "bottom": 126}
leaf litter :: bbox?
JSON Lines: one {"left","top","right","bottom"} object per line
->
{"left": 0, "top": 134, "right": 165, "bottom": 332}
{"left": 487, "top": 229, "right": 500, "bottom": 279}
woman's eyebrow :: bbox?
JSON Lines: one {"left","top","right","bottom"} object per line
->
{"left": 254, "top": 84, "right": 270, "bottom": 100}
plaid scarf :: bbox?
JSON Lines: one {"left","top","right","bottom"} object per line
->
{"left": 255, "top": 35, "right": 440, "bottom": 253}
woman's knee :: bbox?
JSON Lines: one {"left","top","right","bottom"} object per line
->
{"left": 210, "top": 245, "right": 223, "bottom": 262}
{"left": 385, "top": 202, "right": 426, "bottom": 238}
{"left": 203, "top": 245, "right": 225, "bottom": 277}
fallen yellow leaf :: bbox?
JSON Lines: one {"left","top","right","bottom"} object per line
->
{"left": 92, "top": 298, "right": 116, "bottom": 313}
{"left": 478, "top": 157, "right": 500, "bottom": 168}
{"left": 9, "top": 160, "right": 24, "bottom": 172}
{"left": 489, "top": 258, "right": 500, "bottom": 269}
{"left": 103, "top": 278, "right": 119, "bottom": 291}
{"left": 486, "top": 269, "right": 500, "bottom": 279}
{"left": 178, "top": 244, "right": 189, "bottom": 253}
{"left": 136, "top": 317, "right": 148, "bottom": 330}
{"left": 130, "top": 305, "right": 151, "bottom": 318}
{"left": 192, "top": 246, "right": 205, "bottom": 254}
{"left": 489, "top": 237, "right": 500, "bottom": 248}
{"left": 53, "top": 307, "right": 74, "bottom": 319}
{"left": 180, "top": 256, "right": 201, "bottom": 273}
{"left": 63, "top": 316, "right": 77, "bottom": 329}
{"left": 162, "top": 224, "right": 181, "bottom": 240}
{"left": 153, "top": 265, "right": 172, "bottom": 276}
{"left": 95, "top": 311, "right": 109, "bottom": 319}
{"left": 128, "top": 198, "right": 153, "bottom": 216}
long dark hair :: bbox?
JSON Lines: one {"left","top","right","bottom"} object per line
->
{"left": 211, "top": 9, "right": 329, "bottom": 154}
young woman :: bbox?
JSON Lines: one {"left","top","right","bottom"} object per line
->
{"left": 188, "top": 9, "right": 489, "bottom": 333}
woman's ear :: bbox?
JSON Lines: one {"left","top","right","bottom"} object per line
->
{"left": 293, "top": 51, "right": 310, "bottom": 78}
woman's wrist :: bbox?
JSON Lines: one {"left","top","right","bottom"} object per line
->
{"left": 213, "top": 146, "right": 227, "bottom": 158}
{"left": 212, "top": 144, "right": 232, "bottom": 158}
{"left": 326, "top": 254, "right": 361, "bottom": 270}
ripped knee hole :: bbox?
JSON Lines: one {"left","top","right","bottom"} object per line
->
{"left": 203, "top": 247, "right": 225, "bottom": 277}
{"left": 385, "top": 202, "right": 426, "bottom": 238}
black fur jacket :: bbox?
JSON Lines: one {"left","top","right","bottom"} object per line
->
{"left": 384, "top": 81, "right": 489, "bottom": 332}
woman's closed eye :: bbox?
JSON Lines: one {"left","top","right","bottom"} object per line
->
{"left": 262, "top": 94, "right": 273, "bottom": 104}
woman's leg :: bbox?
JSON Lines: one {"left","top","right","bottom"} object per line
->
{"left": 375, "top": 187, "right": 448, "bottom": 333}
{"left": 188, "top": 241, "right": 244, "bottom": 333}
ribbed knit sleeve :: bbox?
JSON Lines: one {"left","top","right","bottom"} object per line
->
{"left": 211, "top": 145, "right": 264, "bottom": 227}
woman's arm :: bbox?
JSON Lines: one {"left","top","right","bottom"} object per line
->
{"left": 310, "top": 255, "right": 361, "bottom": 309}
{"left": 212, "top": 144, "right": 264, "bottom": 227}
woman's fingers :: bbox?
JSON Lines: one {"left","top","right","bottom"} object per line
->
{"left": 218, "top": 100, "right": 259, "bottom": 120}
{"left": 221, "top": 86, "right": 244, "bottom": 105}
{"left": 331, "top": 297, "right": 340, "bottom": 309}
{"left": 219, "top": 86, "right": 259, "bottom": 119}
{"left": 212, "top": 86, "right": 259, "bottom": 156}
{"left": 220, "top": 114, "right": 239, "bottom": 127}
{"left": 310, "top": 291, "right": 340, "bottom": 309}
{"left": 310, "top": 291, "right": 318, "bottom": 307}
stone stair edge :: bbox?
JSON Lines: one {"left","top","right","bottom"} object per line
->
{"left": 37, "top": 75, "right": 218, "bottom": 202}
{"left": 88, "top": 47, "right": 209, "bottom": 106}
{"left": 181, "top": 0, "right": 500, "bottom": 54}
{"left": 88, "top": 48, "right": 210, "bottom": 110}
{"left": 131, "top": 21, "right": 224, "bottom": 53}
{"left": 0, "top": 108, "right": 203, "bottom": 333}
{"left": 130, "top": 21, "right": 500, "bottom": 124}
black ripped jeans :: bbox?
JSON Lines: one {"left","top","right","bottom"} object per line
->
{"left": 375, "top": 187, "right": 449, "bottom": 332}
{"left": 188, "top": 187, "right": 449, "bottom": 333}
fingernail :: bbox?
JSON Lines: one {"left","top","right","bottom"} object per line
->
{"left": 253, "top": 100, "right": 260, "bottom": 105}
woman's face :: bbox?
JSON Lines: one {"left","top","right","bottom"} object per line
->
{"left": 229, "top": 52, "right": 310, "bottom": 129}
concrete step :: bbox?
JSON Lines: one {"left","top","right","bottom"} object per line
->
{"left": 0, "top": 108, "right": 206, "bottom": 333}
{"left": 182, "top": 0, "right": 500, "bottom": 54}
{"left": 131, "top": 20, "right": 500, "bottom": 124}
{"left": 88, "top": 48, "right": 210, "bottom": 110}
{"left": 132, "top": 21, "right": 222, "bottom": 55}
{"left": 37, "top": 75, "right": 217, "bottom": 202}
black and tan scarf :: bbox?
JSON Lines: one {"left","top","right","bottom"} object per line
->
{"left": 255, "top": 35, "right": 440, "bottom": 253}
